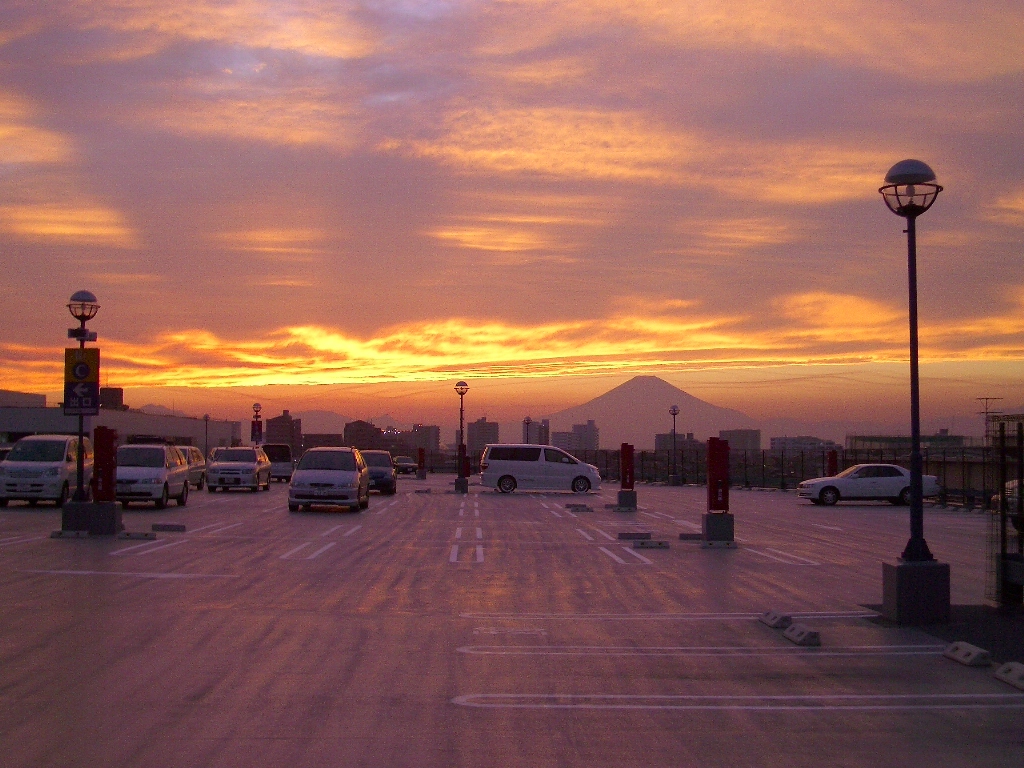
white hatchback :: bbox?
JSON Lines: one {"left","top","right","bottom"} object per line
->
{"left": 797, "top": 463, "right": 941, "bottom": 506}
{"left": 116, "top": 444, "right": 190, "bottom": 509}
{"left": 480, "top": 444, "right": 600, "bottom": 494}
{"left": 207, "top": 446, "right": 272, "bottom": 492}
{"left": 288, "top": 447, "right": 369, "bottom": 512}
{"left": 0, "top": 434, "right": 93, "bottom": 507}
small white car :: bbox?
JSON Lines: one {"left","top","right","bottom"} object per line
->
{"left": 288, "top": 447, "right": 369, "bottom": 512}
{"left": 797, "top": 463, "right": 941, "bottom": 506}
{"left": 207, "top": 446, "right": 272, "bottom": 492}
{"left": 177, "top": 445, "right": 207, "bottom": 489}
{"left": 116, "top": 444, "right": 190, "bottom": 509}
{"left": 480, "top": 444, "right": 601, "bottom": 494}
{"left": 0, "top": 434, "right": 93, "bottom": 507}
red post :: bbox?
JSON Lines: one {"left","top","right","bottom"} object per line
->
{"left": 707, "top": 437, "right": 729, "bottom": 512}
{"left": 417, "top": 447, "right": 426, "bottom": 472}
{"left": 620, "top": 443, "right": 634, "bottom": 491}
{"left": 91, "top": 426, "right": 118, "bottom": 502}
{"left": 827, "top": 449, "right": 838, "bottom": 476}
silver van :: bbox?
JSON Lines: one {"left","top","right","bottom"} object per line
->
{"left": 480, "top": 444, "right": 600, "bottom": 494}
{"left": 0, "top": 434, "right": 93, "bottom": 507}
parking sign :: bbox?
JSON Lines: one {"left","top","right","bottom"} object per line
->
{"left": 64, "top": 348, "right": 100, "bottom": 416}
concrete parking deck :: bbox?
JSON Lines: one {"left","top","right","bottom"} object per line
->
{"left": 0, "top": 478, "right": 1020, "bottom": 767}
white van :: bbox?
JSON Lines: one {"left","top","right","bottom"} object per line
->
{"left": 480, "top": 444, "right": 601, "bottom": 494}
{"left": 0, "top": 434, "right": 93, "bottom": 507}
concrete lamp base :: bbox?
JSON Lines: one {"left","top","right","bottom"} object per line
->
{"left": 61, "top": 501, "right": 123, "bottom": 536}
{"left": 702, "top": 513, "right": 734, "bottom": 544}
{"left": 882, "top": 560, "right": 951, "bottom": 625}
{"left": 616, "top": 490, "right": 637, "bottom": 510}
{"left": 454, "top": 477, "right": 469, "bottom": 494}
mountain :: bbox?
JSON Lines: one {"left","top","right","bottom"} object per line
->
{"left": 137, "top": 404, "right": 190, "bottom": 418}
{"left": 545, "top": 376, "right": 758, "bottom": 449}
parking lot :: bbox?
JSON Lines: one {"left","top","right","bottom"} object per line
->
{"left": 0, "top": 476, "right": 1020, "bottom": 767}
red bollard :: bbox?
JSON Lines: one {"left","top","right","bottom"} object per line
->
{"left": 827, "top": 449, "right": 838, "bottom": 477}
{"left": 91, "top": 426, "right": 118, "bottom": 502}
{"left": 616, "top": 443, "right": 637, "bottom": 510}
{"left": 703, "top": 437, "right": 734, "bottom": 546}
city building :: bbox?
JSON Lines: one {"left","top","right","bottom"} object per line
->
{"left": 846, "top": 431, "right": 967, "bottom": 452}
{"left": 467, "top": 417, "right": 499, "bottom": 459}
{"left": 719, "top": 429, "right": 761, "bottom": 452}
{"left": 522, "top": 418, "right": 550, "bottom": 444}
{"left": 344, "top": 420, "right": 384, "bottom": 450}
{"left": 654, "top": 432, "right": 702, "bottom": 452}
{"left": 406, "top": 424, "right": 441, "bottom": 452}
{"left": 552, "top": 420, "right": 599, "bottom": 452}
{"left": 0, "top": 389, "right": 45, "bottom": 408}
{"left": 99, "top": 387, "right": 129, "bottom": 410}
{"left": 770, "top": 436, "right": 841, "bottom": 452}
{"left": 266, "top": 410, "right": 303, "bottom": 456}
{"left": 302, "top": 433, "right": 346, "bottom": 452}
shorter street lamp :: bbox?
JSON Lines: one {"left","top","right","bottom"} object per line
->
{"left": 68, "top": 290, "right": 99, "bottom": 501}
{"left": 669, "top": 405, "right": 679, "bottom": 485}
{"left": 203, "top": 414, "right": 210, "bottom": 458}
{"left": 523, "top": 416, "right": 532, "bottom": 444}
{"left": 454, "top": 381, "right": 469, "bottom": 493}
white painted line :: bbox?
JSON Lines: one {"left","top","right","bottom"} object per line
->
{"left": 449, "top": 544, "right": 460, "bottom": 563}
{"left": 746, "top": 547, "right": 818, "bottom": 565}
{"left": 596, "top": 529, "right": 617, "bottom": 542}
{"left": 205, "top": 523, "right": 244, "bottom": 535}
{"left": 456, "top": 527, "right": 463, "bottom": 539}
{"left": 765, "top": 547, "right": 820, "bottom": 565}
{"left": 188, "top": 522, "right": 227, "bottom": 533}
{"left": 459, "top": 509, "right": 465, "bottom": 517}
{"left": 344, "top": 525, "right": 362, "bottom": 537}
{"left": 321, "top": 524, "right": 344, "bottom": 537}
{"left": 132, "top": 540, "right": 186, "bottom": 556}
{"left": 575, "top": 528, "right": 594, "bottom": 541}
{"left": 564, "top": 510, "right": 577, "bottom": 518}
{"left": 18, "top": 569, "right": 238, "bottom": 580}
{"left": 0, "top": 534, "right": 31, "bottom": 544}
{"left": 452, "top": 692, "right": 1024, "bottom": 711}
{"left": 622, "top": 547, "right": 653, "bottom": 564}
{"left": 460, "top": 610, "right": 879, "bottom": 621}
{"left": 540, "top": 502, "right": 551, "bottom": 509}
{"left": 474, "top": 508, "right": 479, "bottom": 517}
{"left": 110, "top": 540, "right": 165, "bottom": 556}
{"left": 458, "top": 644, "right": 947, "bottom": 657}
{"left": 280, "top": 542, "right": 313, "bottom": 559}
{"left": 640, "top": 512, "right": 660, "bottom": 520}
{"left": 811, "top": 523, "right": 844, "bottom": 531}
{"left": 476, "top": 545, "right": 484, "bottom": 563}
{"left": 598, "top": 547, "right": 627, "bottom": 564}
{"left": 676, "top": 520, "right": 701, "bottom": 530}
{"left": 306, "top": 542, "right": 336, "bottom": 559}
{"left": 550, "top": 510, "right": 562, "bottom": 518}
{"left": 476, "top": 527, "right": 483, "bottom": 540}
{"left": 0, "top": 535, "right": 43, "bottom": 547}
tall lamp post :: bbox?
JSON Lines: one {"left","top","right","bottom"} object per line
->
{"left": 879, "top": 159, "right": 949, "bottom": 623}
{"left": 67, "top": 291, "right": 99, "bottom": 501}
{"left": 523, "top": 416, "right": 532, "bottom": 444}
{"left": 669, "top": 405, "right": 680, "bottom": 485}
{"left": 203, "top": 414, "right": 210, "bottom": 457}
{"left": 455, "top": 381, "right": 469, "bottom": 493}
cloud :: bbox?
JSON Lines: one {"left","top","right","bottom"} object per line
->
{"left": 0, "top": 204, "right": 139, "bottom": 247}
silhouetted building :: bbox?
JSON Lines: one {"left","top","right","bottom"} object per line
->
{"left": 266, "top": 410, "right": 303, "bottom": 456}
{"left": 552, "top": 420, "right": 599, "bottom": 452}
{"left": 344, "top": 420, "right": 384, "bottom": 450}
{"left": 655, "top": 432, "right": 701, "bottom": 452}
{"left": 302, "top": 433, "right": 346, "bottom": 452}
{"left": 0, "top": 389, "right": 46, "bottom": 408}
{"left": 407, "top": 424, "right": 441, "bottom": 452}
{"left": 770, "top": 435, "right": 841, "bottom": 452}
{"left": 99, "top": 387, "right": 128, "bottom": 410}
{"left": 719, "top": 429, "right": 760, "bottom": 452}
{"left": 846, "top": 431, "right": 966, "bottom": 452}
{"left": 467, "top": 417, "right": 499, "bottom": 459}
{"left": 522, "top": 418, "right": 549, "bottom": 444}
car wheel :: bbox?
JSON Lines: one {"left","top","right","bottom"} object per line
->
{"left": 0, "top": 499, "right": 7, "bottom": 507}
{"left": 155, "top": 484, "right": 169, "bottom": 509}
{"left": 196, "top": 474, "right": 205, "bottom": 490}
{"left": 56, "top": 482, "right": 69, "bottom": 508}
{"left": 498, "top": 475, "right": 517, "bottom": 494}
{"left": 288, "top": 503, "right": 300, "bottom": 512}
{"left": 898, "top": 487, "right": 911, "bottom": 506}
{"left": 819, "top": 487, "right": 840, "bottom": 506}
{"left": 359, "top": 489, "right": 369, "bottom": 510}
{"left": 250, "top": 483, "right": 259, "bottom": 492}
{"left": 207, "top": 484, "right": 217, "bottom": 493}
{"left": 28, "top": 499, "right": 38, "bottom": 507}
{"left": 571, "top": 476, "right": 591, "bottom": 494}
{"left": 121, "top": 501, "right": 130, "bottom": 509}
{"left": 810, "top": 499, "right": 822, "bottom": 505}
{"left": 177, "top": 481, "right": 189, "bottom": 506}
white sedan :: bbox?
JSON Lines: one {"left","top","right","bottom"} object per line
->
{"left": 797, "top": 463, "right": 941, "bottom": 506}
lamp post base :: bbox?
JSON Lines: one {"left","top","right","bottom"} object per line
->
{"left": 702, "top": 512, "right": 734, "bottom": 544}
{"left": 882, "top": 560, "right": 950, "bottom": 625}
{"left": 454, "top": 477, "right": 469, "bottom": 494}
{"left": 61, "top": 501, "right": 123, "bottom": 536}
{"left": 616, "top": 490, "right": 637, "bottom": 510}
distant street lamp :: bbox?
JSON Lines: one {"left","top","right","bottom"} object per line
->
{"left": 669, "top": 405, "right": 680, "bottom": 485}
{"left": 523, "top": 415, "right": 533, "bottom": 444}
{"left": 203, "top": 414, "right": 210, "bottom": 458}
{"left": 880, "top": 159, "right": 942, "bottom": 562}
{"left": 67, "top": 290, "right": 99, "bottom": 501}
{"left": 455, "top": 381, "right": 469, "bottom": 493}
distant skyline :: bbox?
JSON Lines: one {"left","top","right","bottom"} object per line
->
{"left": 2, "top": 3, "right": 1022, "bottom": 436}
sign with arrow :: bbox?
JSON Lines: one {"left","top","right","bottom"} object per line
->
{"left": 64, "top": 348, "right": 100, "bottom": 416}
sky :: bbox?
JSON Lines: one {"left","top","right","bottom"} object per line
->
{"left": 1, "top": 1, "right": 1023, "bottom": 437}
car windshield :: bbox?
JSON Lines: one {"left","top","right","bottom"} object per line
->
{"left": 7, "top": 440, "right": 67, "bottom": 462}
{"left": 363, "top": 453, "right": 393, "bottom": 467}
{"left": 394, "top": 456, "right": 414, "bottom": 464}
{"left": 835, "top": 465, "right": 866, "bottom": 478}
{"left": 117, "top": 447, "right": 166, "bottom": 468}
{"left": 219, "top": 448, "right": 258, "bottom": 462}
{"left": 298, "top": 451, "right": 357, "bottom": 471}
{"left": 263, "top": 445, "right": 292, "bottom": 462}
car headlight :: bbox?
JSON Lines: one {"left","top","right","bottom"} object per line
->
{"left": 291, "top": 482, "right": 308, "bottom": 489}
{"left": 337, "top": 480, "right": 356, "bottom": 488}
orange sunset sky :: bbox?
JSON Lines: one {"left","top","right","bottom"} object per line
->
{"left": 1, "top": 1, "right": 1023, "bottom": 435}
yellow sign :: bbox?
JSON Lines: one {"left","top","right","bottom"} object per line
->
{"left": 65, "top": 348, "right": 100, "bottom": 384}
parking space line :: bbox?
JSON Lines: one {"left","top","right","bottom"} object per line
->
{"left": 188, "top": 522, "right": 226, "bottom": 533}
{"left": 596, "top": 530, "right": 617, "bottom": 542}
{"left": 676, "top": 520, "right": 701, "bottom": 530}
{"left": 280, "top": 542, "right": 313, "bottom": 559}
{"left": 132, "top": 540, "right": 186, "bottom": 556}
{"left": 321, "top": 524, "right": 344, "bottom": 537}
{"left": 449, "top": 544, "right": 460, "bottom": 563}
{"left": 575, "top": 528, "right": 594, "bottom": 541}
{"left": 564, "top": 509, "right": 577, "bottom": 518}
{"left": 476, "top": 545, "right": 484, "bottom": 563}
{"left": 343, "top": 525, "right": 362, "bottom": 537}
{"left": 458, "top": 643, "right": 947, "bottom": 657}
{"left": 456, "top": 527, "right": 463, "bottom": 539}
{"left": 110, "top": 540, "right": 165, "bottom": 556}
{"left": 474, "top": 508, "right": 479, "bottom": 517}
{"left": 621, "top": 547, "right": 652, "bottom": 564}
{"left": 461, "top": 610, "right": 879, "bottom": 621}
{"left": 746, "top": 547, "right": 819, "bottom": 566}
{"left": 811, "top": 523, "right": 844, "bottom": 531}
{"left": 205, "top": 523, "right": 243, "bottom": 535}
{"left": 0, "top": 536, "right": 43, "bottom": 547}
{"left": 550, "top": 510, "right": 562, "bottom": 518}
{"left": 306, "top": 542, "right": 336, "bottom": 559}
{"left": 598, "top": 547, "right": 627, "bottom": 564}
{"left": 476, "top": 527, "right": 483, "bottom": 539}
{"left": 764, "top": 547, "right": 820, "bottom": 565}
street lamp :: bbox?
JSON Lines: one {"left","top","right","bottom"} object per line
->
{"left": 669, "top": 405, "right": 680, "bottom": 484}
{"left": 203, "top": 414, "right": 210, "bottom": 458}
{"left": 68, "top": 290, "right": 99, "bottom": 501}
{"left": 454, "top": 381, "right": 469, "bottom": 493}
{"left": 523, "top": 415, "right": 533, "bottom": 444}
{"left": 879, "top": 159, "right": 942, "bottom": 562}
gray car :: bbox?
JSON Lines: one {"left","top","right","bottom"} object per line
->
{"left": 176, "top": 445, "right": 207, "bottom": 489}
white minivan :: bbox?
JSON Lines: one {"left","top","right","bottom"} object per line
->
{"left": 480, "top": 444, "right": 601, "bottom": 494}
{"left": 0, "top": 434, "right": 93, "bottom": 507}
